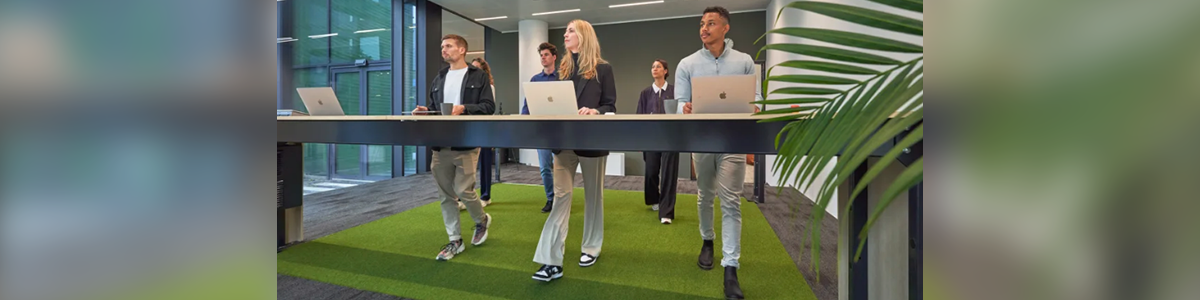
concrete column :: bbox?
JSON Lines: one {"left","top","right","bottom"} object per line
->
{"left": 517, "top": 19, "right": 548, "bottom": 166}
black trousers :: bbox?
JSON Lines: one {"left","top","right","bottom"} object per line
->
{"left": 644, "top": 151, "right": 679, "bottom": 219}
{"left": 478, "top": 147, "right": 493, "bottom": 200}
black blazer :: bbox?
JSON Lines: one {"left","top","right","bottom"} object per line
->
{"left": 554, "top": 63, "right": 617, "bottom": 158}
{"left": 427, "top": 65, "right": 496, "bottom": 151}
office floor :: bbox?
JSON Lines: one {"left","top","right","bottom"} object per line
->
{"left": 280, "top": 163, "right": 838, "bottom": 300}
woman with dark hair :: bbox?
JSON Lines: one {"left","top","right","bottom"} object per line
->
{"left": 637, "top": 59, "right": 678, "bottom": 224}
{"left": 470, "top": 57, "right": 496, "bottom": 207}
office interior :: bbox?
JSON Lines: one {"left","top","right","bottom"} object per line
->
{"left": 276, "top": 1, "right": 922, "bottom": 299}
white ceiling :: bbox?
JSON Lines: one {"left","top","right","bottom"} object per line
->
{"left": 432, "top": 0, "right": 769, "bottom": 33}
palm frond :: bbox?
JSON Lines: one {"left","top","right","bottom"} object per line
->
{"left": 759, "top": 1, "right": 923, "bottom": 279}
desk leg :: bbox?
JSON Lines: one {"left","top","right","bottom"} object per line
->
{"left": 909, "top": 183, "right": 923, "bottom": 300}
{"left": 277, "top": 143, "right": 304, "bottom": 251}
{"left": 847, "top": 163, "right": 869, "bottom": 300}
{"left": 753, "top": 154, "right": 766, "bottom": 203}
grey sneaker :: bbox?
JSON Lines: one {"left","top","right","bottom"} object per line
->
{"left": 436, "top": 239, "right": 464, "bottom": 261}
{"left": 471, "top": 213, "right": 492, "bottom": 245}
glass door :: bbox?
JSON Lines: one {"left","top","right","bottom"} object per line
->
{"left": 329, "top": 65, "right": 393, "bottom": 180}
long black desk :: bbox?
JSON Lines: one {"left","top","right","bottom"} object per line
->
{"left": 277, "top": 114, "right": 788, "bottom": 246}
{"left": 276, "top": 114, "right": 921, "bottom": 299}
{"left": 277, "top": 114, "right": 790, "bottom": 154}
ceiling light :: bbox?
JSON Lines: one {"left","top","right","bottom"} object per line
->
{"left": 474, "top": 16, "right": 507, "bottom": 21}
{"left": 609, "top": 1, "right": 664, "bottom": 8}
{"left": 531, "top": 9, "right": 580, "bottom": 16}
{"left": 354, "top": 28, "right": 388, "bottom": 34}
{"left": 277, "top": 37, "right": 298, "bottom": 43}
{"left": 308, "top": 33, "right": 338, "bottom": 39}
{"left": 466, "top": 51, "right": 485, "bottom": 55}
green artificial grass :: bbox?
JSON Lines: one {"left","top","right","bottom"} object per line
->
{"left": 278, "top": 183, "right": 816, "bottom": 300}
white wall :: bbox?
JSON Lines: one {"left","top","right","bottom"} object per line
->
{"left": 764, "top": 0, "right": 924, "bottom": 219}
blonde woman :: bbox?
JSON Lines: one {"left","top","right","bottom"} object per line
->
{"left": 532, "top": 19, "right": 616, "bottom": 282}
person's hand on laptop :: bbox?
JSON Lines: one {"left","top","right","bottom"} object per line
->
{"left": 413, "top": 106, "right": 428, "bottom": 114}
{"left": 577, "top": 107, "right": 599, "bottom": 115}
{"left": 452, "top": 105, "right": 466, "bottom": 115}
{"left": 683, "top": 102, "right": 693, "bottom": 114}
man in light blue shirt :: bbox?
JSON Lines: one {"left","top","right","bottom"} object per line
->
{"left": 522, "top": 42, "right": 560, "bottom": 213}
{"left": 674, "top": 6, "right": 760, "bottom": 300}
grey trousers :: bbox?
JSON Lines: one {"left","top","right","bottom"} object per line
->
{"left": 693, "top": 153, "right": 746, "bottom": 268}
{"left": 533, "top": 150, "right": 607, "bottom": 266}
{"left": 432, "top": 148, "right": 486, "bottom": 242}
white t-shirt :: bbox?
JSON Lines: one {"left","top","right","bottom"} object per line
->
{"left": 442, "top": 67, "right": 468, "bottom": 106}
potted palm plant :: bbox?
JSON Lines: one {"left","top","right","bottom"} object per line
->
{"left": 754, "top": 0, "right": 923, "bottom": 276}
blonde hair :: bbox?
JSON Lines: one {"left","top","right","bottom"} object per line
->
{"left": 559, "top": 20, "right": 607, "bottom": 81}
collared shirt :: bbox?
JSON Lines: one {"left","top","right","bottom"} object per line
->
{"left": 651, "top": 81, "right": 668, "bottom": 94}
{"left": 522, "top": 69, "right": 560, "bottom": 115}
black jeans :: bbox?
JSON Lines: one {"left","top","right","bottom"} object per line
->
{"left": 478, "top": 147, "right": 494, "bottom": 200}
{"left": 644, "top": 151, "right": 679, "bottom": 219}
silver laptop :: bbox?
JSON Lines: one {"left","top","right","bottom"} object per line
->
{"left": 523, "top": 81, "right": 580, "bottom": 115}
{"left": 296, "top": 87, "right": 345, "bottom": 116}
{"left": 691, "top": 75, "right": 756, "bottom": 114}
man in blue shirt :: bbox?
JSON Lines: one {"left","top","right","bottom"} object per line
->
{"left": 523, "top": 42, "right": 559, "bottom": 213}
{"left": 675, "top": 7, "right": 760, "bottom": 300}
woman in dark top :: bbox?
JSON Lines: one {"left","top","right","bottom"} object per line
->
{"left": 636, "top": 59, "right": 678, "bottom": 224}
{"left": 532, "top": 19, "right": 616, "bottom": 282}
{"left": 470, "top": 57, "right": 496, "bottom": 207}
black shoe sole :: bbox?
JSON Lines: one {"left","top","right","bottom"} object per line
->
{"left": 698, "top": 261, "right": 714, "bottom": 270}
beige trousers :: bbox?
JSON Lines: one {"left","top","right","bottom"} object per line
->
{"left": 533, "top": 150, "right": 607, "bottom": 266}
{"left": 432, "top": 148, "right": 486, "bottom": 242}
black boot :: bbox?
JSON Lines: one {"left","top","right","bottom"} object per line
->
{"left": 724, "top": 266, "right": 744, "bottom": 300}
{"left": 541, "top": 201, "right": 553, "bottom": 213}
{"left": 698, "top": 240, "right": 714, "bottom": 270}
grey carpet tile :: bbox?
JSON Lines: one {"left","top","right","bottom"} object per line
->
{"left": 278, "top": 274, "right": 411, "bottom": 300}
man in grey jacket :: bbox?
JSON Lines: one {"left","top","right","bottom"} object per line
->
{"left": 674, "top": 6, "right": 761, "bottom": 300}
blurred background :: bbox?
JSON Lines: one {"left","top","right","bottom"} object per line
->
{"left": 0, "top": 0, "right": 1197, "bottom": 300}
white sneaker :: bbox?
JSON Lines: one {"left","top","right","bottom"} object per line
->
{"left": 651, "top": 204, "right": 659, "bottom": 211}
{"left": 661, "top": 218, "right": 672, "bottom": 224}
{"left": 579, "top": 253, "right": 598, "bottom": 267}
{"left": 458, "top": 201, "right": 466, "bottom": 211}
{"left": 481, "top": 199, "right": 491, "bottom": 207}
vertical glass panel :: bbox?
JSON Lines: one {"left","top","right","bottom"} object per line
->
{"left": 332, "top": 0, "right": 392, "bottom": 64}
{"left": 404, "top": 2, "right": 418, "bottom": 111}
{"left": 404, "top": 146, "right": 417, "bottom": 176}
{"left": 368, "top": 146, "right": 392, "bottom": 177}
{"left": 333, "top": 71, "right": 361, "bottom": 178}
{"left": 367, "top": 70, "right": 391, "bottom": 115}
{"left": 335, "top": 72, "right": 361, "bottom": 115}
{"left": 303, "top": 144, "right": 329, "bottom": 177}
{"left": 367, "top": 70, "right": 392, "bottom": 177}
{"left": 335, "top": 145, "right": 361, "bottom": 177}
{"left": 292, "top": 0, "right": 329, "bottom": 67}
